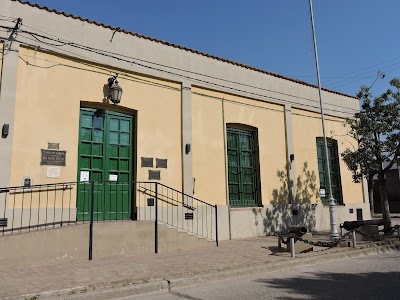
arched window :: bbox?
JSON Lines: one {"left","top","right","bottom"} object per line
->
{"left": 227, "top": 124, "right": 261, "bottom": 207}
{"left": 316, "top": 138, "right": 343, "bottom": 204}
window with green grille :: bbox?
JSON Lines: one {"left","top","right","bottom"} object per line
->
{"left": 316, "top": 138, "right": 343, "bottom": 205}
{"left": 227, "top": 126, "right": 260, "bottom": 207}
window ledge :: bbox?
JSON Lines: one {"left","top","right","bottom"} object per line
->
{"left": 230, "top": 206, "right": 263, "bottom": 211}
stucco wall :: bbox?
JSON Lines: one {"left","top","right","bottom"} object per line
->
{"left": 191, "top": 87, "right": 286, "bottom": 206}
{"left": 10, "top": 47, "right": 182, "bottom": 192}
{"left": 0, "top": 0, "right": 360, "bottom": 121}
{"left": 291, "top": 108, "right": 364, "bottom": 205}
{"left": 231, "top": 202, "right": 371, "bottom": 237}
{"left": 0, "top": 1, "right": 370, "bottom": 239}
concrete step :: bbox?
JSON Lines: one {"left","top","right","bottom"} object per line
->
{"left": 0, "top": 220, "right": 216, "bottom": 269}
{"left": 167, "top": 226, "right": 214, "bottom": 240}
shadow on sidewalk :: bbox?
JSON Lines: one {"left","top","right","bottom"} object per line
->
{"left": 256, "top": 270, "right": 400, "bottom": 299}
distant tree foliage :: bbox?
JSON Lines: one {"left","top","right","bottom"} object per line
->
{"left": 342, "top": 78, "right": 400, "bottom": 229}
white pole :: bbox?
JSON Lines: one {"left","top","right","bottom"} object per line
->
{"left": 351, "top": 230, "right": 357, "bottom": 248}
{"left": 308, "top": 0, "right": 339, "bottom": 240}
{"left": 290, "top": 237, "right": 295, "bottom": 257}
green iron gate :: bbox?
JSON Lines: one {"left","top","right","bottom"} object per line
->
{"left": 77, "top": 108, "right": 134, "bottom": 221}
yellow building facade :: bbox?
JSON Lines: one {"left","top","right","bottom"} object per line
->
{"left": 0, "top": 0, "right": 369, "bottom": 242}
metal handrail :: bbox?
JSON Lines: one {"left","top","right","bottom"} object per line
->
{"left": 0, "top": 180, "right": 219, "bottom": 258}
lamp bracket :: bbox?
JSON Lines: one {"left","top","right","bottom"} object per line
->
{"left": 108, "top": 74, "right": 119, "bottom": 87}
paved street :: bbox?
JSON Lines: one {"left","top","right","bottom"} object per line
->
{"left": 1, "top": 235, "right": 398, "bottom": 299}
{"left": 124, "top": 251, "right": 400, "bottom": 300}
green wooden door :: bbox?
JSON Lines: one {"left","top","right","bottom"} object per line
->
{"left": 227, "top": 127, "right": 259, "bottom": 207}
{"left": 77, "top": 108, "right": 134, "bottom": 221}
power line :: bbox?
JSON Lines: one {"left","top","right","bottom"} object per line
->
{"left": 0, "top": 24, "right": 359, "bottom": 115}
{"left": 20, "top": 23, "right": 352, "bottom": 100}
{"left": 9, "top": 16, "right": 396, "bottom": 100}
{"left": 17, "top": 52, "right": 181, "bottom": 92}
{"left": 16, "top": 50, "right": 355, "bottom": 124}
{"left": 323, "top": 56, "right": 400, "bottom": 84}
{"left": 9, "top": 23, "right": 360, "bottom": 108}
{"left": 330, "top": 65, "right": 400, "bottom": 90}
{"left": 325, "top": 60, "right": 400, "bottom": 88}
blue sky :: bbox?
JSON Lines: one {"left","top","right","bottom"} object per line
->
{"left": 23, "top": 0, "right": 400, "bottom": 97}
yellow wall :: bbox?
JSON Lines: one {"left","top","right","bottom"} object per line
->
{"left": 11, "top": 47, "right": 182, "bottom": 196}
{"left": 191, "top": 87, "right": 286, "bottom": 205}
{"left": 9, "top": 46, "right": 364, "bottom": 209}
{"left": 292, "top": 108, "right": 363, "bottom": 204}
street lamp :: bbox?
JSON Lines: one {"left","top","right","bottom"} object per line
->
{"left": 308, "top": 0, "right": 339, "bottom": 240}
{"left": 107, "top": 75, "right": 123, "bottom": 105}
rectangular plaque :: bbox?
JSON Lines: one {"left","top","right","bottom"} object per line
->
{"left": 148, "top": 170, "right": 161, "bottom": 180}
{"left": 41, "top": 149, "right": 66, "bottom": 166}
{"left": 48, "top": 143, "right": 60, "bottom": 150}
{"left": 46, "top": 166, "right": 60, "bottom": 178}
{"left": 141, "top": 157, "right": 153, "bottom": 168}
{"left": 156, "top": 158, "right": 168, "bottom": 169}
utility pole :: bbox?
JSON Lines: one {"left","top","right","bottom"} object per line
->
{"left": 308, "top": 0, "right": 339, "bottom": 240}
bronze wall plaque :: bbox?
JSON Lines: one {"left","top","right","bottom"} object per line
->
{"left": 41, "top": 149, "right": 66, "bottom": 166}
{"left": 156, "top": 158, "right": 168, "bottom": 168}
{"left": 148, "top": 170, "right": 160, "bottom": 180}
{"left": 48, "top": 143, "right": 60, "bottom": 149}
{"left": 141, "top": 157, "right": 153, "bottom": 168}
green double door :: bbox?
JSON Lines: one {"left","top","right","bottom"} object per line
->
{"left": 77, "top": 108, "right": 134, "bottom": 221}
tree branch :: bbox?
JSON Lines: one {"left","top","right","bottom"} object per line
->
{"left": 383, "top": 144, "right": 400, "bottom": 172}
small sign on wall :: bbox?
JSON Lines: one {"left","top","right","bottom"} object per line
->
{"left": 320, "top": 189, "right": 326, "bottom": 197}
{"left": 109, "top": 174, "right": 118, "bottom": 181}
{"left": 23, "top": 177, "right": 32, "bottom": 188}
{"left": 80, "top": 171, "right": 89, "bottom": 182}
{"left": 48, "top": 143, "right": 60, "bottom": 150}
{"left": 46, "top": 167, "right": 60, "bottom": 178}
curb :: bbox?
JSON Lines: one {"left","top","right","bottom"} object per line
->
{"left": 10, "top": 241, "right": 400, "bottom": 300}
{"left": 167, "top": 242, "right": 400, "bottom": 289}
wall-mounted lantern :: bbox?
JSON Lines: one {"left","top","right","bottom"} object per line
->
{"left": 107, "top": 75, "right": 123, "bottom": 105}
{"left": 2, "top": 124, "right": 9, "bottom": 138}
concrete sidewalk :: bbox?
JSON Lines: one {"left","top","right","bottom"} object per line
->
{"left": 1, "top": 235, "right": 399, "bottom": 300}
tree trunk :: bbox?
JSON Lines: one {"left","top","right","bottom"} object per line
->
{"left": 367, "top": 178, "right": 374, "bottom": 216}
{"left": 378, "top": 173, "right": 392, "bottom": 230}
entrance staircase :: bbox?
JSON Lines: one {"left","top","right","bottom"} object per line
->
{"left": 0, "top": 181, "right": 218, "bottom": 268}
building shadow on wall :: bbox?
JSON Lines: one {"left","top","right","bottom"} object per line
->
{"left": 253, "top": 162, "right": 318, "bottom": 235}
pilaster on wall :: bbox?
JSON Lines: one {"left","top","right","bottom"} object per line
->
{"left": 0, "top": 42, "right": 19, "bottom": 189}
{"left": 362, "top": 177, "right": 372, "bottom": 220}
{"left": 181, "top": 81, "right": 193, "bottom": 197}
{"left": 284, "top": 104, "right": 296, "bottom": 205}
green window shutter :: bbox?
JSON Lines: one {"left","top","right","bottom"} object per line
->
{"left": 227, "top": 127, "right": 259, "bottom": 207}
{"left": 316, "top": 138, "right": 343, "bottom": 204}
